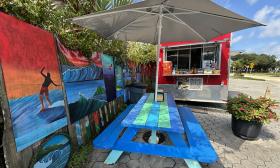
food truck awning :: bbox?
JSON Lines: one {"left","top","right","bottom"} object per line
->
{"left": 70, "top": 0, "right": 263, "bottom": 101}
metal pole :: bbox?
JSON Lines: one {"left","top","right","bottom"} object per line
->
{"left": 154, "top": 5, "right": 163, "bottom": 102}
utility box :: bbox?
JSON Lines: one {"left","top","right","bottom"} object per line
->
{"left": 127, "top": 83, "right": 147, "bottom": 104}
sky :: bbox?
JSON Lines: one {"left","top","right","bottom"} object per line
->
{"left": 213, "top": 0, "right": 280, "bottom": 59}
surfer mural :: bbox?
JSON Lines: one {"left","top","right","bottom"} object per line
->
{"left": 57, "top": 39, "right": 107, "bottom": 123}
{"left": 40, "top": 67, "right": 61, "bottom": 112}
{"left": 0, "top": 13, "right": 67, "bottom": 151}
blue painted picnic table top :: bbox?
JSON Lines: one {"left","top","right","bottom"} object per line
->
{"left": 122, "top": 93, "right": 184, "bottom": 133}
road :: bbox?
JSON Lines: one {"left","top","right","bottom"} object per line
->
{"left": 229, "top": 78, "right": 280, "bottom": 100}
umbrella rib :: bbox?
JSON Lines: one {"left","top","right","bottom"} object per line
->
{"left": 70, "top": 5, "right": 160, "bottom": 21}
{"left": 164, "top": 11, "right": 200, "bottom": 15}
{"left": 154, "top": 15, "right": 160, "bottom": 44}
{"left": 163, "top": 7, "right": 206, "bottom": 41}
{"left": 165, "top": 6, "right": 261, "bottom": 25}
{"left": 106, "top": 12, "right": 153, "bottom": 39}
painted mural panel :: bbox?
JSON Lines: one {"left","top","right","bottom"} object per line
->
{"left": 57, "top": 39, "right": 107, "bottom": 123}
{"left": 101, "top": 54, "right": 116, "bottom": 102}
{"left": 115, "top": 65, "right": 125, "bottom": 98}
{"left": 0, "top": 12, "right": 67, "bottom": 151}
{"left": 33, "top": 134, "right": 71, "bottom": 168}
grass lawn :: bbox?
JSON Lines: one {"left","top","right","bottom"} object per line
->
{"left": 231, "top": 72, "right": 280, "bottom": 81}
{"left": 271, "top": 73, "right": 280, "bottom": 77}
{"left": 233, "top": 75, "right": 266, "bottom": 81}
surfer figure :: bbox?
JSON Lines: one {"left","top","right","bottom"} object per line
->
{"left": 39, "top": 67, "right": 60, "bottom": 112}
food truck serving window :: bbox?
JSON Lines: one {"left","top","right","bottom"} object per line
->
{"left": 165, "top": 43, "right": 221, "bottom": 74}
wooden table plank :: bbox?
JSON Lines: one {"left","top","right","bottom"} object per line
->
{"left": 167, "top": 94, "right": 184, "bottom": 133}
{"left": 122, "top": 93, "right": 183, "bottom": 133}
{"left": 158, "top": 94, "right": 171, "bottom": 128}
{"left": 133, "top": 94, "right": 154, "bottom": 125}
{"left": 121, "top": 94, "right": 149, "bottom": 127}
{"left": 145, "top": 101, "right": 160, "bottom": 127}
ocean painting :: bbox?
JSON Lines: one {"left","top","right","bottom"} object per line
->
{"left": 62, "top": 65, "right": 107, "bottom": 123}
{"left": 33, "top": 134, "right": 71, "bottom": 168}
{"left": 9, "top": 90, "right": 67, "bottom": 151}
{"left": 58, "top": 41, "right": 108, "bottom": 123}
{"left": 0, "top": 13, "right": 67, "bottom": 151}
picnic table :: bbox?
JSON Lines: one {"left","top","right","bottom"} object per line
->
{"left": 93, "top": 93, "right": 218, "bottom": 168}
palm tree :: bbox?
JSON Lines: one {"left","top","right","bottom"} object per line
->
{"left": 51, "top": 0, "right": 132, "bottom": 12}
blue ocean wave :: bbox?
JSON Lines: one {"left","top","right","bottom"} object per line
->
{"left": 64, "top": 80, "right": 105, "bottom": 104}
{"left": 64, "top": 80, "right": 107, "bottom": 123}
{"left": 34, "top": 143, "right": 71, "bottom": 168}
{"left": 15, "top": 118, "right": 67, "bottom": 152}
{"left": 62, "top": 65, "right": 103, "bottom": 82}
{"left": 9, "top": 90, "right": 66, "bottom": 137}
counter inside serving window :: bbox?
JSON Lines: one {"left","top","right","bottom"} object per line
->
{"left": 162, "top": 42, "right": 221, "bottom": 76}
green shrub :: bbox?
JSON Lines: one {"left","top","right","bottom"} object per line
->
{"left": 227, "top": 94, "right": 278, "bottom": 124}
{"left": 67, "top": 144, "right": 92, "bottom": 168}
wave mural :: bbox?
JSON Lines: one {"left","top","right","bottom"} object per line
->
{"left": 64, "top": 79, "right": 107, "bottom": 123}
{"left": 68, "top": 92, "right": 107, "bottom": 123}
{"left": 62, "top": 65, "right": 103, "bottom": 82}
{"left": 58, "top": 39, "right": 108, "bottom": 123}
{"left": 33, "top": 134, "right": 71, "bottom": 168}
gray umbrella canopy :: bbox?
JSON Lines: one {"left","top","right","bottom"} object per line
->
{"left": 70, "top": 0, "right": 262, "bottom": 44}
{"left": 70, "top": 0, "right": 262, "bottom": 101}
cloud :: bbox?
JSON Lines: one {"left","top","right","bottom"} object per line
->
{"left": 231, "top": 35, "right": 243, "bottom": 44}
{"left": 246, "top": 0, "right": 258, "bottom": 5}
{"left": 244, "top": 42, "right": 280, "bottom": 59}
{"left": 223, "top": 0, "right": 232, "bottom": 9}
{"left": 265, "top": 42, "right": 280, "bottom": 59}
{"left": 254, "top": 6, "right": 280, "bottom": 38}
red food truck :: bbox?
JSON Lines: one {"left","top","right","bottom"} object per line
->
{"left": 158, "top": 34, "right": 231, "bottom": 103}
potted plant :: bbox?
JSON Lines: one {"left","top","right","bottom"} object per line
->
{"left": 227, "top": 94, "right": 278, "bottom": 140}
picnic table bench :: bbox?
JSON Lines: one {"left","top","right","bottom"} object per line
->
{"left": 93, "top": 93, "right": 218, "bottom": 168}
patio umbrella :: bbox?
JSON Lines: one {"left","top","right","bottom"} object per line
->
{"left": 70, "top": 0, "right": 263, "bottom": 101}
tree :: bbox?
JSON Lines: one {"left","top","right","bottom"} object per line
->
{"left": 249, "top": 62, "right": 254, "bottom": 73}
{"left": 1, "top": 0, "right": 158, "bottom": 65}
{"left": 0, "top": 0, "right": 132, "bottom": 61}
{"left": 232, "top": 53, "right": 278, "bottom": 72}
{"left": 232, "top": 60, "right": 243, "bottom": 74}
{"left": 127, "top": 42, "right": 156, "bottom": 65}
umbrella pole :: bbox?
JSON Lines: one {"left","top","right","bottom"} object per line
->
{"left": 154, "top": 5, "right": 163, "bottom": 102}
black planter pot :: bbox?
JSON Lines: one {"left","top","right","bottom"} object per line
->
{"left": 231, "top": 116, "right": 263, "bottom": 140}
